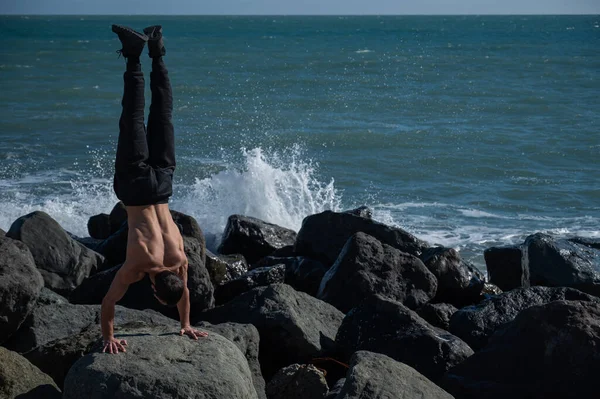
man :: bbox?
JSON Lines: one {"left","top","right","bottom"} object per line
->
{"left": 101, "top": 24, "right": 208, "bottom": 354}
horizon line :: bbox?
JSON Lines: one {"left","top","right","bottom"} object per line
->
{"left": 1, "top": 13, "right": 599, "bottom": 17}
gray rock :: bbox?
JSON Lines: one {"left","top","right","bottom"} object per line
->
{"left": 215, "top": 264, "right": 286, "bottom": 305}
{"left": 568, "top": 236, "right": 600, "bottom": 250}
{"left": 343, "top": 205, "right": 373, "bottom": 219}
{"left": 336, "top": 351, "right": 454, "bottom": 399}
{"left": 523, "top": 233, "right": 600, "bottom": 296}
{"left": 206, "top": 249, "right": 249, "bottom": 286}
{"left": 94, "top": 222, "right": 128, "bottom": 267}
{"left": 257, "top": 256, "right": 328, "bottom": 296}
{"left": 420, "top": 247, "right": 485, "bottom": 307}
{"left": 6, "top": 211, "right": 105, "bottom": 295}
{"left": 0, "top": 227, "right": 5, "bottom": 235}
{"left": 195, "top": 321, "right": 267, "bottom": 399}
{"left": 324, "top": 379, "right": 345, "bottom": 399}
{"left": 484, "top": 245, "right": 529, "bottom": 291}
{"left": 218, "top": 215, "right": 297, "bottom": 263}
{"left": 449, "top": 286, "right": 598, "bottom": 350}
{"left": 63, "top": 322, "right": 259, "bottom": 399}
{"left": 266, "top": 364, "right": 328, "bottom": 399}
{"left": 0, "top": 346, "right": 61, "bottom": 399}
{"left": 295, "top": 210, "right": 428, "bottom": 266}
{"left": 336, "top": 295, "right": 473, "bottom": 382}
{"left": 417, "top": 303, "right": 458, "bottom": 331}
{"left": 71, "top": 235, "right": 104, "bottom": 253}
{"left": 0, "top": 236, "right": 44, "bottom": 344}
{"left": 108, "top": 201, "right": 127, "bottom": 234}
{"left": 442, "top": 300, "right": 600, "bottom": 399}
{"left": 87, "top": 213, "right": 111, "bottom": 239}
{"left": 198, "top": 284, "right": 344, "bottom": 380}
{"left": 36, "top": 287, "right": 68, "bottom": 306}
{"left": 318, "top": 232, "right": 437, "bottom": 312}
{"left": 267, "top": 244, "right": 295, "bottom": 258}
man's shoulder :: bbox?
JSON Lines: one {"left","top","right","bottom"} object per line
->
{"left": 117, "top": 262, "right": 147, "bottom": 284}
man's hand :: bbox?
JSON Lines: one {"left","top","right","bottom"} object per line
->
{"left": 180, "top": 325, "right": 209, "bottom": 340}
{"left": 102, "top": 337, "right": 128, "bottom": 354}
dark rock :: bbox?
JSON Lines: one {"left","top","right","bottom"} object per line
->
{"left": 442, "top": 300, "right": 600, "bottom": 399}
{"left": 195, "top": 321, "right": 266, "bottom": 399}
{"left": 71, "top": 235, "right": 104, "bottom": 252}
{"left": 268, "top": 244, "right": 295, "bottom": 258}
{"left": 36, "top": 287, "right": 68, "bottom": 306}
{"left": 523, "top": 233, "right": 600, "bottom": 296}
{"left": 295, "top": 210, "right": 428, "bottom": 266}
{"left": 449, "top": 286, "right": 598, "bottom": 350}
{"left": 108, "top": 201, "right": 127, "bottom": 234}
{"left": 205, "top": 249, "right": 249, "bottom": 286}
{"left": 87, "top": 213, "right": 111, "bottom": 239}
{"left": 324, "top": 378, "right": 345, "bottom": 399}
{"left": 198, "top": 284, "right": 344, "bottom": 380}
{"left": 0, "top": 347, "right": 61, "bottom": 399}
{"left": 343, "top": 205, "right": 373, "bottom": 219}
{"left": 258, "top": 256, "right": 328, "bottom": 296}
{"left": 266, "top": 364, "right": 328, "bottom": 399}
{"left": 337, "top": 351, "right": 455, "bottom": 399}
{"left": 6, "top": 211, "right": 105, "bottom": 295}
{"left": 420, "top": 246, "right": 485, "bottom": 307}
{"left": 63, "top": 322, "right": 259, "bottom": 399}
{"left": 336, "top": 295, "right": 473, "bottom": 382}
{"left": 568, "top": 236, "right": 600, "bottom": 250}
{"left": 0, "top": 227, "right": 5, "bottom": 235}
{"left": 318, "top": 232, "right": 437, "bottom": 312}
{"left": 480, "top": 282, "right": 503, "bottom": 298}
{"left": 417, "top": 303, "right": 458, "bottom": 331}
{"left": 0, "top": 236, "right": 44, "bottom": 344}
{"left": 484, "top": 245, "right": 528, "bottom": 291}
{"left": 215, "top": 264, "right": 286, "bottom": 305}
{"left": 94, "top": 222, "right": 128, "bottom": 267}
{"left": 171, "top": 209, "right": 206, "bottom": 263}
{"left": 218, "top": 215, "right": 297, "bottom": 263}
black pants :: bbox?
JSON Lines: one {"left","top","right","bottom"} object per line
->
{"left": 113, "top": 58, "right": 175, "bottom": 206}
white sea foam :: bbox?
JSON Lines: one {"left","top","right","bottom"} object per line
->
{"left": 355, "top": 49, "right": 373, "bottom": 54}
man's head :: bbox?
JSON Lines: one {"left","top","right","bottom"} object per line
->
{"left": 151, "top": 271, "right": 184, "bottom": 307}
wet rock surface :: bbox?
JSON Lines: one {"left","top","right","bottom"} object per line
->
{"left": 0, "top": 346, "right": 62, "bottom": 399}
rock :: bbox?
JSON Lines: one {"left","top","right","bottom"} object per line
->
{"left": 268, "top": 244, "right": 295, "bottom": 258}
{"left": 336, "top": 295, "right": 473, "bottom": 382}
{"left": 295, "top": 210, "right": 428, "bottom": 266}
{"left": 205, "top": 249, "right": 249, "bottom": 286}
{"left": 568, "top": 236, "right": 600, "bottom": 250}
{"left": 266, "top": 364, "right": 328, "bottom": 399}
{"left": 480, "top": 282, "right": 503, "bottom": 298}
{"left": 417, "top": 303, "right": 458, "bottom": 331}
{"left": 215, "top": 264, "right": 286, "bottom": 305}
{"left": 195, "top": 321, "right": 266, "bottom": 399}
{"left": 0, "top": 236, "right": 44, "bottom": 344}
{"left": 6, "top": 211, "right": 105, "bottom": 295}
{"left": 523, "top": 233, "right": 600, "bottom": 296}
{"left": 4, "top": 300, "right": 175, "bottom": 353}
{"left": 87, "top": 213, "right": 111, "bottom": 239}
{"left": 449, "top": 286, "right": 598, "bottom": 350}
{"left": 324, "top": 379, "right": 345, "bottom": 399}
{"left": 420, "top": 246, "right": 485, "bottom": 307}
{"left": 94, "top": 222, "right": 128, "bottom": 267}
{"left": 71, "top": 235, "right": 104, "bottom": 252}
{"left": 63, "top": 322, "right": 259, "bottom": 399}
{"left": 36, "top": 287, "right": 68, "bottom": 306}
{"left": 318, "top": 232, "right": 437, "bottom": 312}
{"left": 336, "top": 351, "right": 454, "bottom": 399}
{"left": 171, "top": 209, "right": 207, "bottom": 263}
{"left": 198, "top": 284, "right": 344, "bottom": 380}
{"left": 442, "top": 300, "right": 600, "bottom": 399}
{"left": 0, "top": 227, "right": 5, "bottom": 235}
{"left": 218, "top": 215, "right": 297, "bottom": 264}
{"left": 343, "top": 205, "right": 373, "bottom": 219}
{"left": 484, "top": 245, "right": 529, "bottom": 291}
{"left": 108, "top": 201, "right": 127, "bottom": 233}
{"left": 257, "top": 256, "right": 328, "bottom": 296}
{"left": 0, "top": 347, "right": 61, "bottom": 399}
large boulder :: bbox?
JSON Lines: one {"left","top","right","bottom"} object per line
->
{"left": 266, "top": 364, "right": 328, "bottom": 399}
{"left": 218, "top": 215, "right": 297, "bottom": 264}
{"left": 205, "top": 250, "right": 249, "bottom": 286}
{"left": 484, "top": 244, "right": 529, "bottom": 291}
{"left": 0, "top": 347, "right": 61, "bottom": 399}
{"left": 569, "top": 236, "right": 600, "bottom": 250}
{"left": 198, "top": 284, "right": 344, "bottom": 380}
{"left": 336, "top": 351, "right": 454, "bottom": 399}
{"left": 87, "top": 213, "right": 111, "bottom": 239}
{"left": 336, "top": 295, "right": 473, "bottom": 382}
{"left": 420, "top": 247, "right": 485, "bottom": 307}
{"left": 523, "top": 233, "right": 600, "bottom": 296}
{"left": 63, "top": 322, "right": 259, "bottom": 399}
{"left": 6, "top": 211, "right": 105, "bottom": 295}
{"left": 442, "top": 300, "right": 600, "bottom": 399}
{"left": 195, "top": 321, "right": 266, "bottom": 399}
{"left": 94, "top": 222, "right": 128, "bottom": 267}
{"left": 318, "top": 232, "right": 437, "bottom": 312}
{"left": 215, "top": 264, "right": 286, "bottom": 305}
{"left": 108, "top": 201, "right": 128, "bottom": 233}
{"left": 417, "top": 303, "right": 458, "bottom": 331}
{"left": 449, "top": 286, "right": 598, "bottom": 350}
{"left": 0, "top": 237, "right": 44, "bottom": 344}
{"left": 295, "top": 210, "right": 428, "bottom": 266}
{"left": 256, "top": 256, "right": 328, "bottom": 297}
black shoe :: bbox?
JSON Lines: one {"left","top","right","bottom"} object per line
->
{"left": 112, "top": 24, "right": 148, "bottom": 59}
{"left": 143, "top": 25, "right": 166, "bottom": 58}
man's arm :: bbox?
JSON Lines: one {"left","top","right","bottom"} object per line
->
{"left": 101, "top": 265, "right": 138, "bottom": 353}
{"left": 176, "top": 262, "right": 208, "bottom": 340}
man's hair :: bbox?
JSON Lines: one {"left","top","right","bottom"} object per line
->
{"left": 154, "top": 271, "right": 184, "bottom": 307}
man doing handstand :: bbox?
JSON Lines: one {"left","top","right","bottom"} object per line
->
{"left": 101, "top": 25, "right": 208, "bottom": 354}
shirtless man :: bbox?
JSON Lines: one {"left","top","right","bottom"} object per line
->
{"left": 101, "top": 25, "right": 208, "bottom": 354}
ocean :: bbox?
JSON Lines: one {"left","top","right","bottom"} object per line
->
{"left": 0, "top": 15, "right": 598, "bottom": 269}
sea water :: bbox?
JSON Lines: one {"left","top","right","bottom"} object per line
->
{"left": 0, "top": 15, "right": 598, "bottom": 268}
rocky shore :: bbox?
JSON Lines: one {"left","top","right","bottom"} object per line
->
{"left": 1, "top": 204, "right": 599, "bottom": 398}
